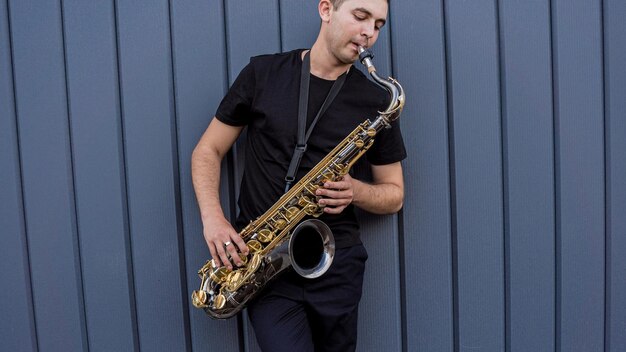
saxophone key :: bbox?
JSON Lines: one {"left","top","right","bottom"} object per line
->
{"left": 320, "top": 171, "right": 335, "bottom": 183}
{"left": 209, "top": 266, "right": 231, "bottom": 284}
{"left": 191, "top": 290, "right": 208, "bottom": 308}
{"left": 247, "top": 253, "right": 262, "bottom": 273}
{"left": 304, "top": 203, "right": 322, "bottom": 216}
{"left": 213, "top": 293, "right": 227, "bottom": 310}
{"left": 274, "top": 219, "right": 288, "bottom": 230}
{"left": 257, "top": 229, "right": 274, "bottom": 243}
{"left": 298, "top": 195, "right": 312, "bottom": 207}
{"left": 334, "top": 162, "right": 347, "bottom": 175}
{"left": 237, "top": 253, "right": 249, "bottom": 266}
{"left": 247, "top": 240, "right": 263, "bottom": 253}
{"left": 285, "top": 206, "right": 300, "bottom": 220}
{"left": 197, "top": 260, "right": 213, "bottom": 277}
{"left": 225, "top": 270, "right": 244, "bottom": 291}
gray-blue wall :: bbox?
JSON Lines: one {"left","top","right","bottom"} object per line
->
{"left": 1, "top": 1, "right": 624, "bottom": 351}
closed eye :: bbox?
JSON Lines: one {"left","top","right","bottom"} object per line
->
{"left": 352, "top": 9, "right": 385, "bottom": 30}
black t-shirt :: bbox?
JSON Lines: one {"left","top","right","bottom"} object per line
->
{"left": 216, "top": 49, "right": 406, "bottom": 248}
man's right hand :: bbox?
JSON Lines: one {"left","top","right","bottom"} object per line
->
{"left": 192, "top": 118, "right": 247, "bottom": 270}
{"left": 203, "top": 216, "right": 249, "bottom": 270}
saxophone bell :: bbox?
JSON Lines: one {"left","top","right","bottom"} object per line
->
{"left": 288, "top": 219, "right": 335, "bottom": 278}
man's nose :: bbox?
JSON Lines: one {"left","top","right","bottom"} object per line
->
{"left": 360, "top": 22, "right": 375, "bottom": 40}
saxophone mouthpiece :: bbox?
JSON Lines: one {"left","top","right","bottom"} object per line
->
{"left": 357, "top": 46, "right": 376, "bottom": 73}
{"left": 357, "top": 46, "right": 373, "bottom": 61}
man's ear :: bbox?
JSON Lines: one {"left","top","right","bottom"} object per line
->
{"left": 319, "top": 0, "right": 333, "bottom": 23}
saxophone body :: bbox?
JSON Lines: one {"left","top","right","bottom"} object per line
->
{"left": 192, "top": 47, "right": 405, "bottom": 319}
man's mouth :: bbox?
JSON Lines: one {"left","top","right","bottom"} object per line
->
{"left": 351, "top": 42, "right": 367, "bottom": 51}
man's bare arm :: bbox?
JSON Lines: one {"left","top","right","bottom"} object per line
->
{"left": 316, "top": 162, "right": 404, "bottom": 215}
{"left": 352, "top": 162, "right": 404, "bottom": 214}
{"left": 191, "top": 118, "right": 248, "bottom": 269}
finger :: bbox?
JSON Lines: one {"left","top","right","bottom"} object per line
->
{"left": 318, "top": 197, "right": 351, "bottom": 207}
{"left": 224, "top": 241, "right": 243, "bottom": 266}
{"left": 324, "top": 205, "right": 346, "bottom": 214}
{"left": 215, "top": 243, "right": 233, "bottom": 270}
{"left": 231, "top": 233, "right": 249, "bottom": 255}
{"left": 323, "top": 180, "right": 350, "bottom": 190}
{"left": 317, "top": 188, "right": 351, "bottom": 199}
{"left": 208, "top": 242, "right": 221, "bottom": 267}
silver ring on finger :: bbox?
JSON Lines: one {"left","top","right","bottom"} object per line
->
{"left": 224, "top": 241, "right": 232, "bottom": 248}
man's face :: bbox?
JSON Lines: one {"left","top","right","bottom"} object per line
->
{"left": 323, "top": 0, "right": 388, "bottom": 64}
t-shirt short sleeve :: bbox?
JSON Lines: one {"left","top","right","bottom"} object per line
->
{"left": 365, "top": 113, "right": 407, "bottom": 165}
{"left": 215, "top": 60, "right": 256, "bottom": 126}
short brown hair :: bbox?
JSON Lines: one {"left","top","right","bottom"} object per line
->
{"left": 329, "top": 0, "right": 347, "bottom": 9}
{"left": 329, "top": 0, "right": 388, "bottom": 11}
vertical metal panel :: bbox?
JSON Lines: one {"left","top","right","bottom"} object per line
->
{"left": 604, "top": 1, "right": 626, "bottom": 351}
{"left": 224, "top": 1, "right": 281, "bottom": 351}
{"left": 225, "top": 0, "right": 281, "bottom": 84}
{"left": 498, "top": 1, "right": 556, "bottom": 351}
{"left": 356, "top": 213, "right": 403, "bottom": 352}
{"left": 225, "top": 0, "right": 282, "bottom": 216}
{"left": 0, "top": 1, "right": 37, "bottom": 350}
{"left": 115, "top": 0, "right": 189, "bottom": 350}
{"left": 3, "top": 1, "right": 626, "bottom": 351}
{"left": 354, "top": 21, "right": 404, "bottom": 352}
{"left": 551, "top": 0, "right": 606, "bottom": 351}
{"left": 279, "top": 0, "right": 319, "bottom": 52}
{"left": 444, "top": 0, "right": 504, "bottom": 350}
{"left": 170, "top": 1, "right": 241, "bottom": 351}
{"left": 61, "top": 1, "right": 138, "bottom": 350}
{"left": 7, "top": 0, "right": 87, "bottom": 350}
{"left": 391, "top": 0, "right": 454, "bottom": 350}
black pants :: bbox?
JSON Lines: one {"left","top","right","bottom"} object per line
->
{"left": 248, "top": 244, "right": 368, "bottom": 352}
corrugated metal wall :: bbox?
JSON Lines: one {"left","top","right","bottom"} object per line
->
{"left": 1, "top": 1, "right": 625, "bottom": 351}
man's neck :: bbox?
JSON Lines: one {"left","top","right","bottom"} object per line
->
{"left": 306, "top": 42, "right": 352, "bottom": 80}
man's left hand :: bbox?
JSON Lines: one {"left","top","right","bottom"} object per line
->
{"left": 316, "top": 174, "right": 356, "bottom": 214}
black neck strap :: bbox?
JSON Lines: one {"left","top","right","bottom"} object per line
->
{"left": 284, "top": 50, "right": 347, "bottom": 192}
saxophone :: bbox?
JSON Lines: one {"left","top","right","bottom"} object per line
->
{"left": 192, "top": 46, "right": 405, "bottom": 319}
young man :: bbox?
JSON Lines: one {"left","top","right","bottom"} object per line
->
{"left": 191, "top": 0, "right": 405, "bottom": 350}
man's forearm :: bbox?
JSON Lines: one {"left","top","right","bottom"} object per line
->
{"left": 191, "top": 148, "right": 227, "bottom": 221}
{"left": 351, "top": 178, "right": 404, "bottom": 214}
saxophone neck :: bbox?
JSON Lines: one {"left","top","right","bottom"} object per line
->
{"left": 358, "top": 46, "right": 405, "bottom": 123}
